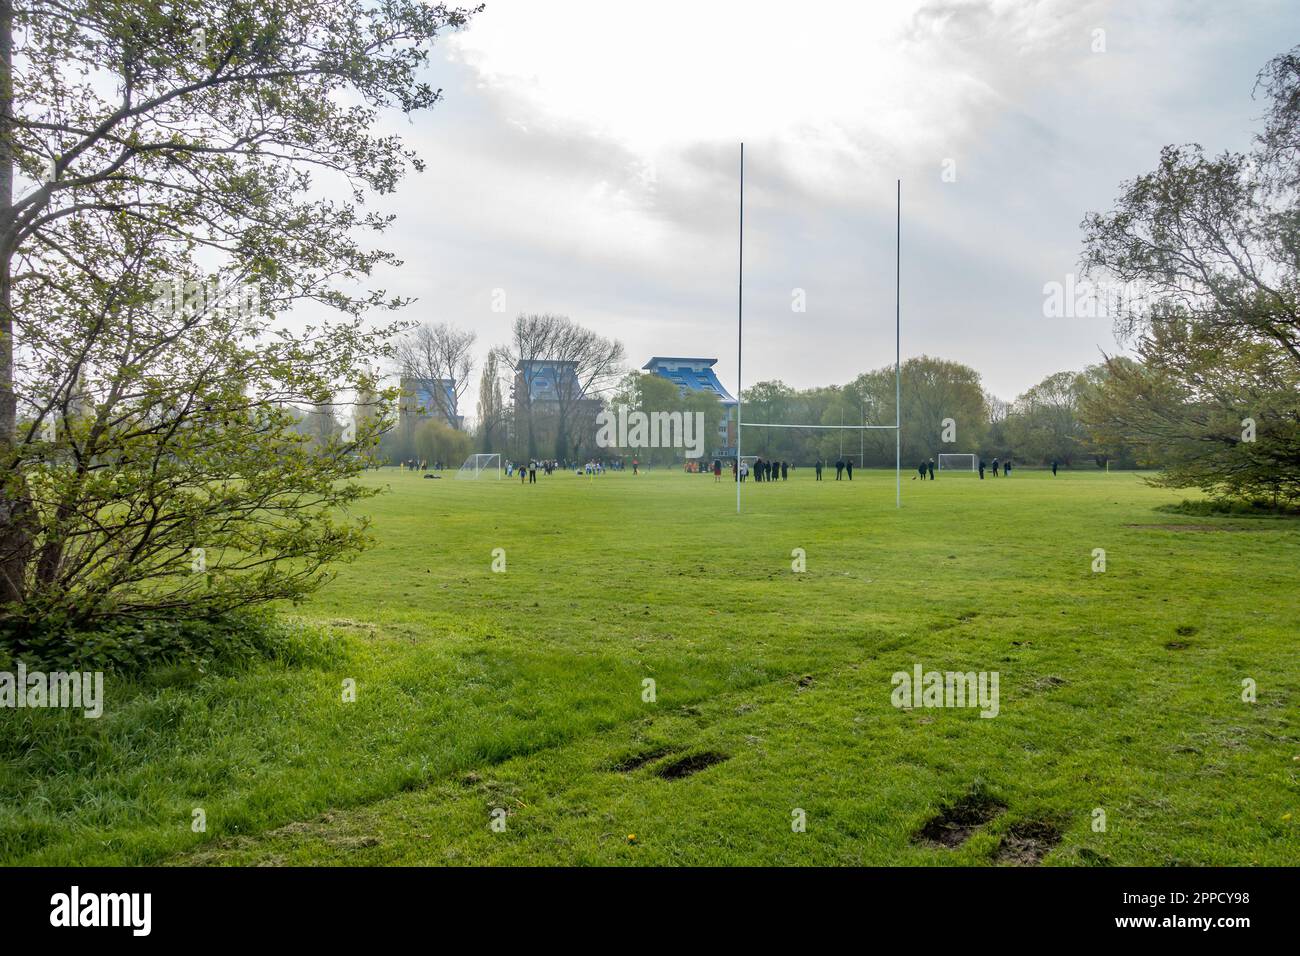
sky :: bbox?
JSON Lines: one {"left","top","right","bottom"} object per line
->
{"left": 348, "top": 0, "right": 1296, "bottom": 413}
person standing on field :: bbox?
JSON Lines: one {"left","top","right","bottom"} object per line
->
{"left": 713, "top": 458, "right": 722, "bottom": 482}
{"left": 1051, "top": 460, "right": 1058, "bottom": 476}
{"left": 991, "top": 457, "right": 1000, "bottom": 477}
{"left": 927, "top": 458, "right": 935, "bottom": 481}
{"left": 781, "top": 461, "right": 789, "bottom": 481}
{"left": 846, "top": 458, "right": 854, "bottom": 480}
{"left": 815, "top": 458, "right": 823, "bottom": 481}
{"left": 835, "top": 457, "right": 844, "bottom": 480}
{"left": 978, "top": 458, "right": 986, "bottom": 480}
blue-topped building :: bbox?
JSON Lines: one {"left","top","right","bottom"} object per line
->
{"left": 642, "top": 357, "right": 737, "bottom": 457}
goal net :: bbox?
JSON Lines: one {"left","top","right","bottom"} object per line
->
{"left": 455, "top": 453, "right": 501, "bottom": 480}
{"left": 937, "top": 453, "right": 977, "bottom": 471}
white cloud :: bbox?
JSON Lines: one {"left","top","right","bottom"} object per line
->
{"left": 338, "top": 0, "right": 1296, "bottom": 404}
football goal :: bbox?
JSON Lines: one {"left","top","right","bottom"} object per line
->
{"left": 455, "top": 453, "right": 501, "bottom": 480}
{"left": 937, "top": 453, "right": 977, "bottom": 471}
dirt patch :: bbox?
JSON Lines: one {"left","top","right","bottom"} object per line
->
{"left": 913, "top": 791, "right": 1007, "bottom": 848}
{"left": 330, "top": 835, "right": 381, "bottom": 851}
{"left": 609, "top": 747, "right": 676, "bottom": 773}
{"left": 1031, "top": 675, "right": 1067, "bottom": 691}
{"left": 1174, "top": 624, "right": 1198, "bottom": 636}
{"left": 653, "top": 751, "right": 729, "bottom": 780}
{"left": 1165, "top": 641, "right": 1191, "bottom": 650}
{"left": 994, "top": 821, "right": 1063, "bottom": 865}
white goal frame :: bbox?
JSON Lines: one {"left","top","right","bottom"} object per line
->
{"left": 938, "top": 454, "right": 977, "bottom": 472}
{"left": 455, "top": 453, "right": 502, "bottom": 480}
{"left": 734, "top": 144, "right": 902, "bottom": 511}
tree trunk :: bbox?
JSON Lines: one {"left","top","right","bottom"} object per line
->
{"left": 0, "top": 0, "right": 31, "bottom": 606}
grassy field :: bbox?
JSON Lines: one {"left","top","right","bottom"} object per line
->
{"left": 2, "top": 466, "right": 1298, "bottom": 866}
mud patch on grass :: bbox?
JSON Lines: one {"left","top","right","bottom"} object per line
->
{"left": 653, "top": 751, "right": 729, "bottom": 780}
{"left": 609, "top": 747, "right": 676, "bottom": 773}
{"left": 913, "top": 790, "right": 1007, "bottom": 848}
{"left": 994, "top": 820, "right": 1063, "bottom": 865}
{"left": 1031, "top": 675, "right": 1067, "bottom": 691}
{"left": 1165, "top": 641, "right": 1191, "bottom": 650}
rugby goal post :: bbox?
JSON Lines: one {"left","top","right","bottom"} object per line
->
{"left": 455, "top": 453, "right": 501, "bottom": 480}
{"left": 937, "top": 453, "right": 977, "bottom": 472}
{"left": 734, "top": 144, "right": 902, "bottom": 511}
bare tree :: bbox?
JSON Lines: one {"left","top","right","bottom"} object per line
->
{"left": 490, "top": 314, "right": 623, "bottom": 460}
{"left": 548, "top": 320, "right": 625, "bottom": 459}
{"left": 394, "top": 322, "right": 476, "bottom": 427}
{"left": 491, "top": 313, "right": 563, "bottom": 459}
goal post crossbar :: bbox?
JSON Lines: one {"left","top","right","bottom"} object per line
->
{"left": 739, "top": 422, "right": 900, "bottom": 430}
{"left": 454, "top": 453, "right": 502, "bottom": 480}
{"left": 937, "top": 453, "right": 977, "bottom": 471}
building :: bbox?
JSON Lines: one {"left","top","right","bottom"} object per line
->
{"left": 512, "top": 360, "right": 601, "bottom": 458}
{"left": 642, "top": 357, "right": 737, "bottom": 457}
{"left": 399, "top": 376, "right": 460, "bottom": 429}
{"left": 514, "top": 360, "right": 582, "bottom": 404}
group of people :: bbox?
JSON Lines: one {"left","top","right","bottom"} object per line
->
{"left": 733, "top": 458, "right": 791, "bottom": 482}
{"left": 498, "top": 452, "right": 1059, "bottom": 486}
{"left": 506, "top": 459, "right": 560, "bottom": 482}
{"left": 813, "top": 457, "right": 854, "bottom": 481}
{"left": 976, "top": 457, "right": 1011, "bottom": 480}
{"left": 400, "top": 459, "right": 444, "bottom": 472}
{"left": 912, "top": 456, "right": 1015, "bottom": 480}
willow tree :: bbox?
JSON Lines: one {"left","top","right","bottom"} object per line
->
{"left": 0, "top": 1, "right": 478, "bottom": 641}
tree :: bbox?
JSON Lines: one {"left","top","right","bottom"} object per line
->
{"left": 414, "top": 417, "right": 471, "bottom": 469}
{"left": 475, "top": 350, "right": 504, "bottom": 453}
{"left": 492, "top": 314, "right": 559, "bottom": 459}
{"left": 0, "top": 1, "right": 477, "bottom": 640}
{"left": 491, "top": 314, "right": 624, "bottom": 460}
{"left": 741, "top": 380, "right": 797, "bottom": 458}
{"left": 394, "top": 321, "right": 476, "bottom": 427}
{"left": 545, "top": 318, "right": 625, "bottom": 459}
{"left": 1002, "top": 371, "right": 1087, "bottom": 465}
{"left": 1079, "top": 45, "right": 1300, "bottom": 505}
{"left": 607, "top": 371, "right": 722, "bottom": 465}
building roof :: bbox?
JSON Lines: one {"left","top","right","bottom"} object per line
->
{"left": 642, "top": 356, "right": 736, "bottom": 405}
{"left": 642, "top": 357, "right": 720, "bottom": 369}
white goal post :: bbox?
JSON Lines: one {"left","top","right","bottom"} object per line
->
{"left": 455, "top": 453, "right": 501, "bottom": 480}
{"left": 937, "top": 453, "right": 977, "bottom": 471}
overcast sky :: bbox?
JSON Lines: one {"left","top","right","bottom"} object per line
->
{"left": 352, "top": 0, "right": 1295, "bottom": 411}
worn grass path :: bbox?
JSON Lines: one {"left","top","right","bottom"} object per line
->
{"left": 3, "top": 467, "right": 1297, "bottom": 865}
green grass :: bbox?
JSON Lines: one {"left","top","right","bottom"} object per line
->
{"left": 2, "top": 467, "right": 1298, "bottom": 865}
